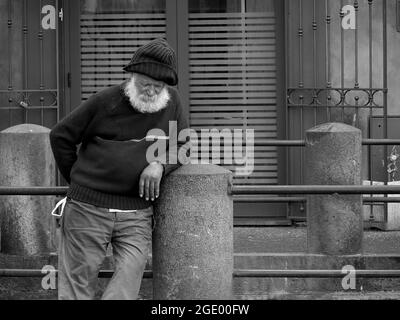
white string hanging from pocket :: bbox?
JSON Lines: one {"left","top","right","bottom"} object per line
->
{"left": 51, "top": 197, "right": 67, "bottom": 217}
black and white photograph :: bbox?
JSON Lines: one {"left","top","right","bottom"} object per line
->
{"left": 0, "top": 0, "right": 400, "bottom": 315}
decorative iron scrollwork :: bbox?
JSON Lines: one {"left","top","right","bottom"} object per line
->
{"left": 287, "top": 88, "right": 385, "bottom": 108}
{"left": 0, "top": 90, "right": 58, "bottom": 109}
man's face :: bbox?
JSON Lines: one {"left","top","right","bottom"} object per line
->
{"left": 124, "top": 72, "right": 170, "bottom": 113}
{"left": 134, "top": 73, "right": 166, "bottom": 103}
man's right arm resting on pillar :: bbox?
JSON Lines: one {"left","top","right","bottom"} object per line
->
{"left": 49, "top": 94, "right": 99, "bottom": 184}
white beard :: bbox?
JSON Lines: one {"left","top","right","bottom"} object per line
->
{"left": 124, "top": 75, "right": 170, "bottom": 113}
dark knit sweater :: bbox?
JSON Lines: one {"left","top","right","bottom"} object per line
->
{"left": 49, "top": 81, "right": 189, "bottom": 209}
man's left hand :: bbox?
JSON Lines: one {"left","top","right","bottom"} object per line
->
{"left": 139, "top": 161, "right": 164, "bottom": 201}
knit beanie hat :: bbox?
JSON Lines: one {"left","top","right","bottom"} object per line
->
{"left": 123, "top": 38, "right": 178, "bottom": 86}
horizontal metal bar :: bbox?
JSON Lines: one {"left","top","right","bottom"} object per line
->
{"left": 255, "top": 139, "right": 305, "bottom": 146}
{"left": 1, "top": 269, "right": 400, "bottom": 278}
{"left": 233, "top": 196, "right": 400, "bottom": 203}
{"left": 233, "top": 269, "right": 400, "bottom": 278}
{"left": 287, "top": 87, "right": 386, "bottom": 91}
{"left": 287, "top": 105, "right": 384, "bottom": 109}
{"left": 0, "top": 106, "right": 59, "bottom": 110}
{"left": 0, "top": 269, "right": 152, "bottom": 278}
{"left": 233, "top": 196, "right": 306, "bottom": 203}
{"left": 254, "top": 139, "right": 400, "bottom": 146}
{"left": 232, "top": 185, "right": 400, "bottom": 195}
{"left": 362, "top": 139, "right": 400, "bottom": 145}
{"left": 3, "top": 186, "right": 400, "bottom": 197}
{"left": 0, "top": 89, "right": 58, "bottom": 92}
{"left": 0, "top": 139, "right": 395, "bottom": 150}
{"left": 363, "top": 197, "right": 400, "bottom": 203}
{"left": 146, "top": 139, "right": 400, "bottom": 147}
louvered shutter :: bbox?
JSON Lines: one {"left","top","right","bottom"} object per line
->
{"left": 188, "top": 11, "right": 278, "bottom": 185}
{"left": 80, "top": 13, "right": 167, "bottom": 100}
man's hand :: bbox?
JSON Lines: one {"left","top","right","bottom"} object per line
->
{"left": 139, "top": 161, "right": 164, "bottom": 201}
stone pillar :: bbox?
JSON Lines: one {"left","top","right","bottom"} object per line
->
{"left": 305, "top": 122, "right": 363, "bottom": 255}
{"left": 0, "top": 124, "right": 56, "bottom": 255}
{"left": 153, "top": 164, "right": 233, "bottom": 300}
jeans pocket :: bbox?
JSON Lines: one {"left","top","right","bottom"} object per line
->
{"left": 59, "top": 200, "right": 69, "bottom": 231}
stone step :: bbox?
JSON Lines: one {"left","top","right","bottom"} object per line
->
{"left": 1, "top": 252, "right": 400, "bottom": 299}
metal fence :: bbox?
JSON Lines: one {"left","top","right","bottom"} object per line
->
{"left": 1, "top": 181, "right": 400, "bottom": 280}
{"left": 0, "top": 0, "right": 60, "bottom": 131}
{"left": 285, "top": 0, "right": 390, "bottom": 223}
{"left": 2, "top": 268, "right": 400, "bottom": 279}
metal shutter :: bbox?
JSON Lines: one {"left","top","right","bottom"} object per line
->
{"left": 80, "top": 13, "right": 167, "bottom": 100}
{"left": 188, "top": 11, "right": 278, "bottom": 185}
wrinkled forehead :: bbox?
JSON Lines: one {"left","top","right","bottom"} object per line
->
{"left": 133, "top": 72, "right": 165, "bottom": 87}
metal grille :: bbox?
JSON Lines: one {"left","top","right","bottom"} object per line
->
{"left": 0, "top": 0, "right": 60, "bottom": 131}
{"left": 286, "top": 0, "right": 388, "bottom": 223}
{"left": 80, "top": 11, "right": 166, "bottom": 100}
{"left": 188, "top": 2, "right": 279, "bottom": 186}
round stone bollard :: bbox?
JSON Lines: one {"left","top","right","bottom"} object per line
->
{"left": 305, "top": 122, "right": 363, "bottom": 255}
{"left": 153, "top": 164, "right": 233, "bottom": 300}
{"left": 0, "top": 124, "right": 56, "bottom": 255}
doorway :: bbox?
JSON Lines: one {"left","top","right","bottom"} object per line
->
{"left": 65, "top": 0, "right": 287, "bottom": 225}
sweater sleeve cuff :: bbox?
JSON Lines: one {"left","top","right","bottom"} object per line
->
{"left": 162, "top": 163, "right": 181, "bottom": 177}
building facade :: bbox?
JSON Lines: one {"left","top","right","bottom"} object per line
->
{"left": 1, "top": 0, "right": 399, "bottom": 226}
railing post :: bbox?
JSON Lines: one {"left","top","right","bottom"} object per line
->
{"left": 153, "top": 164, "right": 233, "bottom": 300}
{"left": 305, "top": 122, "right": 363, "bottom": 254}
{"left": 0, "top": 124, "right": 56, "bottom": 255}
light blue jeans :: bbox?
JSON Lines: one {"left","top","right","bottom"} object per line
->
{"left": 58, "top": 198, "right": 152, "bottom": 300}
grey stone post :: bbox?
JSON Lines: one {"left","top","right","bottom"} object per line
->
{"left": 0, "top": 124, "right": 56, "bottom": 255}
{"left": 153, "top": 164, "right": 233, "bottom": 300}
{"left": 305, "top": 122, "right": 363, "bottom": 255}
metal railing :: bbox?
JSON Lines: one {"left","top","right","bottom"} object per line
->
{"left": 1, "top": 268, "right": 400, "bottom": 279}
{"left": 2, "top": 185, "right": 400, "bottom": 204}
{"left": 1, "top": 136, "right": 400, "bottom": 281}
{"left": 232, "top": 185, "right": 400, "bottom": 194}
{"left": 1, "top": 185, "right": 400, "bottom": 195}
{"left": 234, "top": 196, "right": 400, "bottom": 204}
{"left": 0, "top": 184, "right": 399, "bottom": 281}
{"left": 254, "top": 139, "right": 400, "bottom": 146}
